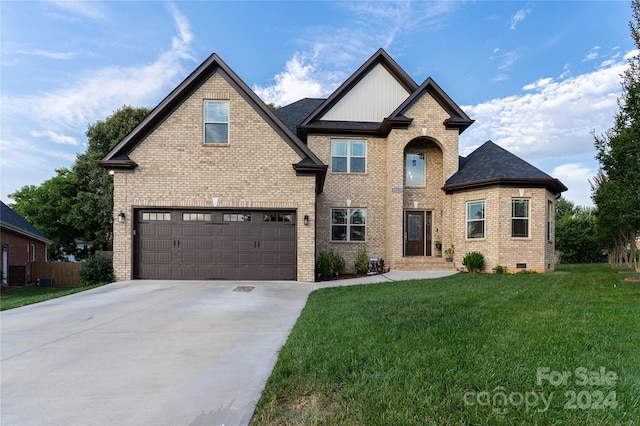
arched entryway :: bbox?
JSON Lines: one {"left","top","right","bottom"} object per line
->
{"left": 403, "top": 137, "right": 444, "bottom": 257}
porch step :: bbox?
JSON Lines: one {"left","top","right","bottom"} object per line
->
{"left": 393, "top": 256, "right": 458, "bottom": 271}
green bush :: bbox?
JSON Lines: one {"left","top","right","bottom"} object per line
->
{"left": 316, "top": 250, "right": 345, "bottom": 281}
{"left": 462, "top": 251, "right": 485, "bottom": 274}
{"left": 354, "top": 249, "right": 369, "bottom": 275}
{"left": 78, "top": 254, "right": 115, "bottom": 286}
{"left": 332, "top": 251, "right": 345, "bottom": 275}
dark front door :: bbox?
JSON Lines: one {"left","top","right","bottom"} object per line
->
{"left": 405, "top": 211, "right": 424, "bottom": 256}
{"left": 405, "top": 211, "right": 432, "bottom": 256}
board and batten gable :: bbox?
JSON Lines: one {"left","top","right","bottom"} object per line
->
{"left": 320, "top": 63, "right": 412, "bottom": 122}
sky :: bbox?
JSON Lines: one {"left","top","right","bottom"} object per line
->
{"left": 1, "top": 1, "right": 635, "bottom": 208}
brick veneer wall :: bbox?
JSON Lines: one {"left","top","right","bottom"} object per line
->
{"left": 111, "top": 72, "right": 317, "bottom": 282}
{"left": 1, "top": 229, "right": 47, "bottom": 284}
{"left": 448, "top": 187, "right": 556, "bottom": 272}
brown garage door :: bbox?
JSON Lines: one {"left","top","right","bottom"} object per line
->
{"left": 135, "top": 210, "right": 296, "bottom": 280}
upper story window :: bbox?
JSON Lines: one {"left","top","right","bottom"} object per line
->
{"left": 405, "top": 153, "right": 425, "bottom": 186}
{"left": 512, "top": 199, "right": 530, "bottom": 238}
{"left": 204, "top": 101, "right": 229, "bottom": 144}
{"left": 467, "top": 201, "right": 485, "bottom": 239}
{"left": 331, "top": 139, "right": 366, "bottom": 173}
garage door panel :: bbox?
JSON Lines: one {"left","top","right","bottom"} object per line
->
{"left": 136, "top": 209, "right": 296, "bottom": 280}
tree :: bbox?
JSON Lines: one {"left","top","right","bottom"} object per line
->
{"left": 555, "top": 198, "right": 606, "bottom": 264}
{"left": 592, "top": 1, "right": 640, "bottom": 271}
{"left": 9, "top": 106, "right": 150, "bottom": 260}
{"left": 72, "top": 106, "right": 151, "bottom": 252}
{"left": 9, "top": 169, "right": 80, "bottom": 260}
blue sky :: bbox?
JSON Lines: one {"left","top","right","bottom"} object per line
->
{"left": 1, "top": 1, "right": 635, "bottom": 207}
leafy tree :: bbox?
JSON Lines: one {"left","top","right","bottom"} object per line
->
{"left": 9, "top": 106, "right": 150, "bottom": 260}
{"left": 592, "top": 1, "right": 640, "bottom": 271}
{"left": 9, "top": 169, "right": 80, "bottom": 260}
{"left": 72, "top": 106, "right": 151, "bottom": 252}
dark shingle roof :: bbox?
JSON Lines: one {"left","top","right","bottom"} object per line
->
{"left": 444, "top": 141, "right": 567, "bottom": 194}
{"left": 274, "top": 98, "right": 325, "bottom": 135}
{"left": 0, "top": 201, "right": 52, "bottom": 244}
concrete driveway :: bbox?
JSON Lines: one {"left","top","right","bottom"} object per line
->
{"left": 0, "top": 280, "right": 313, "bottom": 426}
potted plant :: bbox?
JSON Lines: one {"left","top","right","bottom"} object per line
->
{"left": 434, "top": 240, "right": 442, "bottom": 250}
{"left": 444, "top": 245, "right": 455, "bottom": 262}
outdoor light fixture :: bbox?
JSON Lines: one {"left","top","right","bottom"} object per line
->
{"left": 304, "top": 214, "right": 310, "bottom": 226}
{"left": 118, "top": 212, "right": 125, "bottom": 223}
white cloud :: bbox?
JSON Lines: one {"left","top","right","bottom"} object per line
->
{"left": 491, "top": 50, "right": 521, "bottom": 82}
{"left": 46, "top": 0, "right": 107, "bottom": 21}
{"left": 29, "top": 130, "right": 79, "bottom": 145}
{"left": 460, "top": 51, "right": 630, "bottom": 206}
{"left": 582, "top": 46, "right": 601, "bottom": 62}
{"left": 461, "top": 52, "right": 627, "bottom": 157}
{"left": 17, "top": 49, "right": 78, "bottom": 60}
{"left": 253, "top": 53, "right": 324, "bottom": 107}
{"left": 254, "top": 1, "right": 460, "bottom": 106}
{"left": 551, "top": 163, "right": 596, "bottom": 207}
{"left": 510, "top": 8, "right": 531, "bottom": 30}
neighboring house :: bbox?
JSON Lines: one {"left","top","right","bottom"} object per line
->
{"left": 1, "top": 201, "right": 52, "bottom": 285}
{"left": 99, "top": 49, "right": 567, "bottom": 282}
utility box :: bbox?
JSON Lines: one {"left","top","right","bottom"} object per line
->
{"left": 37, "top": 278, "right": 54, "bottom": 288}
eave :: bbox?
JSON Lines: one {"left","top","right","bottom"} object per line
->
{"left": 442, "top": 177, "right": 568, "bottom": 195}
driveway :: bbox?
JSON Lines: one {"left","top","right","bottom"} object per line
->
{"left": 0, "top": 280, "right": 313, "bottom": 426}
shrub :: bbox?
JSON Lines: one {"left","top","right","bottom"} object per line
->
{"left": 332, "top": 251, "right": 345, "bottom": 275}
{"left": 463, "top": 251, "right": 485, "bottom": 274}
{"left": 354, "top": 249, "right": 369, "bottom": 275}
{"left": 78, "top": 254, "right": 115, "bottom": 286}
{"left": 316, "top": 250, "right": 346, "bottom": 281}
{"left": 494, "top": 264, "right": 505, "bottom": 274}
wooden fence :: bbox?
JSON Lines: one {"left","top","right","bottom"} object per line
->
{"left": 31, "top": 262, "right": 84, "bottom": 288}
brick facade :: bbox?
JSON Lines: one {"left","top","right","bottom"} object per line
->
{"left": 104, "top": 50, "right": 563, "bottom": 282}
{"left": 111, "top": 72, "right": 317, "bottom": 282}
{"left": 1, "top": 229, "right": 47, "bottom": 284}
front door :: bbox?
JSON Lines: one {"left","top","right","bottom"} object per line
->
{"left": 404, "top": 211, "right": 432, "bottom": 256}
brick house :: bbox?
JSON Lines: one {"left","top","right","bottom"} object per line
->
{"left": 1, "top": 201, "right": 51, "bottom": 285}
{"left": 99, "top": 49, "right": 566, "bottom": 282}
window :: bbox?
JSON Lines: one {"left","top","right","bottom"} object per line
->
{"left": 204, "top": 101, "right": 229, "bottom": 144}
{"left": 547, "top": 200, "right": 553, "bottom": 241}
{"left": 331, "top": 139, "right": 366, "bottom": 173}
{"left": 30, "top": 244, "right": 36, "bottom": 262}
{"left": 405, "top": 153, "right": 425, "bottom": 186}
{"left": 512, "top": 199, "right": 529, "bottom": 238}
{"left": 142, "top": 212, "right": 171, "bottom": 221}
{"left": 466, "top": 201, "right": 485, "bottom": 239}
{"left": 182, "top": 213, "right": 211, "bottom": 221}
{"left": 223, "top": 213, "right": 251, "bottom": 222}
{"left": 331, "top": 208, "right": 366, "bottom": 241}
{"left": 263, "top": 213, "right": 292, "bottom": 223}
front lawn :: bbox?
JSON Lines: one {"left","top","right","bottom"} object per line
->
{"left": 251, "top": 264, "right": 640, "bottom": 425}
{"left": 0, "top": 284, "right": 106, "bottom": 311}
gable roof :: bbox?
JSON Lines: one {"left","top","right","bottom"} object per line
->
{"left": 443, "top": 141, "right": 567, "bottom": 194}
{"left": 1, "top": 201, "right": 52, "bottom": 244}
{"left": 297, "top": 49, "right": 418, "bottom": 139}
{"left": 97, "top": 53, "right": 327, "bottom": 192}
{"left": 297, "top": 48, "right": 473, "bottom": 139}
{"left": 389, "top": 77, "right": 474, "bottom": 134}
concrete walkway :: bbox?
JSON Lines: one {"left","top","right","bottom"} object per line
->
{"left": 0, "top": 271, "right": 456, "bottom": 426}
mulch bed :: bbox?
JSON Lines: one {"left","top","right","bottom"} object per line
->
{"left": 624, "top": 277, "right": 640, "bottom": 282}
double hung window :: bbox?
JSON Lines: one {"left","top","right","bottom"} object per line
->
{"left": 331, "top": 140, "right": 366, "bottom": 173}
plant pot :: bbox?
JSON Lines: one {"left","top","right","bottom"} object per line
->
{"left": 445, "top": 257, "right": 453, "bottom": 262}
{"left": 435, "top": 244, "right": 442, "bottom": 250}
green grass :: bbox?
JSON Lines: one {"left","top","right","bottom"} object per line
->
{"left": 251, "top": 264, "right": 640, "bottom": 425}
{"left": 0, "top": 284, "right": 106, "bottom": 311}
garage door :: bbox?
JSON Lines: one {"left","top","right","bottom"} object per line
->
{"left": 135, "top": 210, "right": 296, "bottom": 280}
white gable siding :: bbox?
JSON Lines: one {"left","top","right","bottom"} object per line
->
{"left": 320, "top": 64, "right": 410, "bottom": 122}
